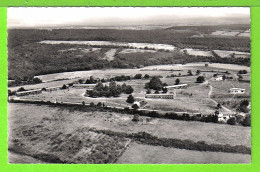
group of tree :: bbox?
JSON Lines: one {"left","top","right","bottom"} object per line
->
{"left": 8, "top": 77, "right": 42, "bottom": 87}
{"left": 238, "top": 70, "right": 248, "bottom": 74}
{"left": 237, "top": 99, "right": 250, "bottom": 113}
{"left": 145, "top": 76, "right": 167, "bottom": 91}
{"left": 86, "top": 81, "right": 134, "bottom": 97}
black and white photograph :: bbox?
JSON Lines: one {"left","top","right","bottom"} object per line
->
{"left": 7, "top": 7, "right": 251, "bottom": 164}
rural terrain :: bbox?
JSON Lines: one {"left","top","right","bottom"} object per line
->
{"left": 8, "top": 24, "right": 251, "bottom": 164}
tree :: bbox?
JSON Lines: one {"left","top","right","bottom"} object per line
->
{"left": 227, "top": 117, "right": 236, "bottom": 125}
{"left": 97, "top": 102, "right": 102, "bottom": 107}
{"left": 196, "top": 76, "right": 205, "bottom": 83}
{"left": 222, "top": 75, "right": 226, "bottom": 80}
{"left": 144, "top": 74, "right": 150, "bottom": 79}
{"left": 196, "top": 70, "right": 201, "bottom": 75}
{"left": 32, "top": 77, "right": 42, "bottom": 84}
{"left": 240, "top": 100, "right": 249, "bottom": 107}
{"left": 217, "top": 103, "right": 221, "bottom": 109}
{"left": 17, "top": 87, "right": 26, "bottom": 92}
{"left": 61, "top": 84, "right": 67, "bottom": 89}
{"left": 146, "top": 76, "right": 163, "bottom": 90}
{"left": 125, "top": 85, "right": 134, "bottom": 94}
{"left": 237, "top": 100, "right": 249, "bottom": 113}
{"left": 205, "top": 64, "right": 208, "bottom": 67}
{"left": 134, "top": 74, "right": 142, "bottom": 79}
{"left": 188, "top": 70, "right": 193, "bottom": 76}
{"left": 175, "top": 78, "right": 180, "bottom": 85}
{"left": 126, "top": 95, "right": 135, "bottom": 103}
{"left": 78, "top": 79, "right": 83, "bottom": 84}
{"left": 90, "top": 102, "right": 95, "bottom": 107}
{"left": 241, "top": 114, "right": 251, "bottom": 126}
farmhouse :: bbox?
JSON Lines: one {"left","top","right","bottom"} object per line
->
{"left": 16, "top": 89, "right": 42, "bottom": 96}
{"left": 73, "top": 84, "right": 96, "bottom": 90}
{"left": 217, "top": 113, "right": 236, "bottom": 122}
{"left": 145, "top": 94, "right": 174, "bottom": 99}
{"left": 165, "top": 84, "right": 188, "bottom": 89}
{"left": 214, "top": 76, "right": 223, "bottom": 81}
{"left": 230, "top": 88, "right": 245, "bottom": 94}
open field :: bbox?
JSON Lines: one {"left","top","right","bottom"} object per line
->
{"left": 8, "top": 103, "right": 251, "bottom": 148}
{"left": 117, "top": 142, "right": 250, "bottom": 164}
{"left": 8, "top": 151, "right": 48, "bottom": 164}
{"left": 10, "top": 63, "right": 250, "bottom": 115}
{"left": 33, "top": 62, "right": 249, "bottom": 83}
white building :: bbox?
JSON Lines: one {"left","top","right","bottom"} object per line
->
{"left": 230, "top": 88, "right": 245, "bottom": 94}
{"left": 165, "top": 84, "right": 188, "bottom": 89}
{"left": 214, "top": 76, "right": 223, "bottom": 81}
{"left": 73, "top": 84, "right": 96, "bottom": 90}
{"left": 145, "top": 94, "right": 174, "bottom": 99}
{"left": 217, "top": 113, "right": 236, "bottom": 122}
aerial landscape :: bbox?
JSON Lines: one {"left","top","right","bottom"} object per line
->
{"left": 7, "top": 7, "right": 251, "bottom": 164}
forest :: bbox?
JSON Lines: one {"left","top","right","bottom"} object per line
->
{"left": 8, "top": 24, "right": 250, "bottom": 80}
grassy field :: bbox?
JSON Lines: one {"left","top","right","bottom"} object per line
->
{"left": 8, "top": 103, "right": 251, "bottom": 148}
{"left": 117, "top": 142, "right": 250, "bottom": 164}
{"left": 12, "top": 62, "right": 250, "bottom": 114}
{"left": 8, "top": 103, "right": 131, "bottom": 163}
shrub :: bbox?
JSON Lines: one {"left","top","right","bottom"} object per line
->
{"left": 227, "top": 117, "right": 236, "bottom": 125}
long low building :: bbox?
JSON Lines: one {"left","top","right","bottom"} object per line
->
{"left": 165, "top": 84, "right": 188, "bottom": 89}
{"left": 45, "top": 86, "right": 61, "bottom": 92}
{"left": 145, "top": 94, "right": 174, "bottom": 99}
{"left": 16, "top": 89, "right": 42, "bottom": 96}
{"left": 230, "top": 88, "right": 245, "bottom": 94}
{"left": 73, "top": 84, "right": 96, "bottom": 90}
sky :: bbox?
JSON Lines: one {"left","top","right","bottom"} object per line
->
{"left": 7, "top": 7, "right": 250, "bottom": 28}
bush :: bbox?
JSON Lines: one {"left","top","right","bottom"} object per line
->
{"left": 227, "top": 117, "right": 236, "bottom": 125}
